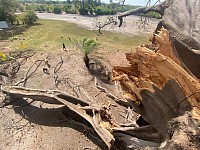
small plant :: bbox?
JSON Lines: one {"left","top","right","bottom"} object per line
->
{"left": 74, "top": 37, "right": 99, "bottom": 68}
{"left": 81, "top": 37, "right": 98, "bottom": 68}
{"left": 0, "top": 52, "right": 7, "bottom": 62}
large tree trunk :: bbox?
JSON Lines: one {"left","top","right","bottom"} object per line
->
{"left": 162, "top": 0, "right": 200, "bottom": 78}
{"left": 112, "top": 27, "right": 200, "bottom": 149}
{"left": 118, "top": 0, "right": 200, "bottom": 79}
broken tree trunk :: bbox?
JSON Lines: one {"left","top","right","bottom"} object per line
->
{"left": 162, "top": 0, "right": 200, "bottom": 78}
{"left": 112, "top": 28, "right": 200, "bottom": 147}
{"left": 118, "top": 0, "right": 200, "bottom": 78}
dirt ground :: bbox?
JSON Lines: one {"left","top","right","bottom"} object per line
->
{"left": 0, "top": 46, "right": 139, "bottom": 150}
{"left": 37, "top": 13, "right": 159, "bottom": 36}
{"left": 0, "top": 14, "right": 159, "bottom": 150}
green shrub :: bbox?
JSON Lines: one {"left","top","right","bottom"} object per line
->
{"left": 95, "top": 8, "right": 113, "bottom": 15}
{"left": 53, "top": 5, "right": 62, "bottom": 14}
{"left": 22, "top": 11, "right": 38, "bottom": 25}
{"left": 36, "top": 4, "right": 46, "bottom": 13}
{"left": 7, "top": 14, "right": 16, "bottom": 25}
{"left": 73, "top": 37, "right": 99, "bottom": 68}
{"left": 78, "top": 8, "right": 88, "bottom": 15}
{"left": 63, "top": 4, "right": 72, "bottom": 13}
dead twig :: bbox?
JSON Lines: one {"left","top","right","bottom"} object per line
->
{"left": 14, "top": 59, "right": 43, "bottom": 87}
{"left": 95, "top": 16, "right": 118, "bottom": 34}
{"left": 54, "top": 56, "right": 63, "bottom": 88}
{"left": 14, "top": 54, "right": 51, "bottom": 86}
{"left": 94, "top": 77, "right": 129, "bottom": 107}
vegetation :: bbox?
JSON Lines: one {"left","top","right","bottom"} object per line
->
{"left": 53, "top": 5, "right": 62, "bottom": 14}
{"left": 0, "top": 0, "right": 17, "bottom": 24}
{"left": 76, "top": 37, "right": 99, "bottom": 68}
{"left": 0, "top": 19, "right": 147, "bottom": 51}
{"left": 0, "top": 52, "right": 7, "bottom": 61}
{"left": 17, "top": 0, "right": 139, "bottom": 15}
{"left": 22, "top": 11, "right": 38, "bottom": 25}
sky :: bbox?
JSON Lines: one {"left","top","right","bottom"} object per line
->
{"left": 102, "top": 0, "right": 162, "bottom": 6}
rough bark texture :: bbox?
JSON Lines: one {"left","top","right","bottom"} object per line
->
{"left": 112, "top": 28, "right": 200, "bottom": 148}
{"left": 162, "top": 0, "right": 200, "bottom": 78}
{"left": 1, "top": 0, "right": 200, "bottom": 149}
{"left": 118, "top": 0, "right": 200, "bottom": 79}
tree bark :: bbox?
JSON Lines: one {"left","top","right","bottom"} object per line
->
{"left": 112, "top": 28, "right": 200, "bottom": 147}
{"left": 118, "top": 0, "right": 200, "bottom": 78}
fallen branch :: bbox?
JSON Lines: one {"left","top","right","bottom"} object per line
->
{"left": 113, "top": 125, "right": 163, "bottom": 143}
{"left": 118, "top": 1, "right": 166, "bottom": 27}
{"left": 0, "top": 71, "right": 8, "bottom": 77}
{"left": 54, "top": 56, "right": 64, "bottom": 87}
{"left": 2, "top": 86, "right": 115, "bottom": 148}
{"left": 95, "top": 16, "right": 118, "bottom": 34}
{"left": 14, "top": 59, "right": 43, "bottom": 87}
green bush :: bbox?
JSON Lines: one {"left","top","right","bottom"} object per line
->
{"left": 7, "top": 14, "right": 16, "bottom": 25}
{"left": 78, "top": 8, "right": 88, "bottom": 15}
{"left": 53, "top": 5, "right": 62, "bottom": 14}
{"left": 36, "top": 4, "right": 46, "bottom": 12}
{"left": 46, "top": 5, "right": 53, "bottom": 13}
{"left": 22, "top": 11, "right": 38, "bottom": 25}
{"left": 63, "top": 4, "right": 72, "bottom": 13}
{"left": 95, "top": 8, "right": 114, "bottom": 15}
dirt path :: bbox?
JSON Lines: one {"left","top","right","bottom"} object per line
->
{"left": 37, "top": 13, "right": 159, "bottom": 36}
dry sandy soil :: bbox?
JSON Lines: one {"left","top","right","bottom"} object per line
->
{"left": 0, "top": 47, "right": 138, "bottom": 150}
{"left": 0, "top": 14, "right": 159, "bottom": 150}
{"left": 37, "top": 13, "right": 159, "bottom": 36}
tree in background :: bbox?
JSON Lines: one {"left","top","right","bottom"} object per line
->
{"left": 63, "top": 4, "right": 72, "bottom": 13}
{"left": 53, "top": 5, "right": 62, "bottom": 14}
{"left": 72, "top": 0, "right": 80, "bottom": 13}
{"left": 0, "top": 0, "right": 17, "bottom": 23}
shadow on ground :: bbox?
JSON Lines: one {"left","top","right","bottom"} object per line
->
{"left": 11, "top": 98, "right": 108, "bottom": 149}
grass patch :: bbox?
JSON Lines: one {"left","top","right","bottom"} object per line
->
{"left": 0, "top": 19, "right": 148, "bottom": 52}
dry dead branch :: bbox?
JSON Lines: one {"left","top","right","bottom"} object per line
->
{"left": 1, "top": 86, "right": 116, "bottom": 148}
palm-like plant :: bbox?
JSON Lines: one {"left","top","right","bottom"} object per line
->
{"left": 70, "top": 37, "right": 103, "bottom": 69}
{"left": 80, "top": 37, "right": 98, "bottom": 68}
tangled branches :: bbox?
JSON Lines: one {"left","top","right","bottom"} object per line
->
{"left": 0, "top": 49, "right": 35, "bottom": 85}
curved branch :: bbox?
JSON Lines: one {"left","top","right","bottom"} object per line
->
{"left": 118, "top": 2, "right": 166, "bottom": 27}
{"left": 1, "top": 86, "right": 114, "bottom": 148}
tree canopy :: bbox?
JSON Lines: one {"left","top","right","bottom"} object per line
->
{"left": 0, "top": 0, "right": 17, "bottom": 21}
